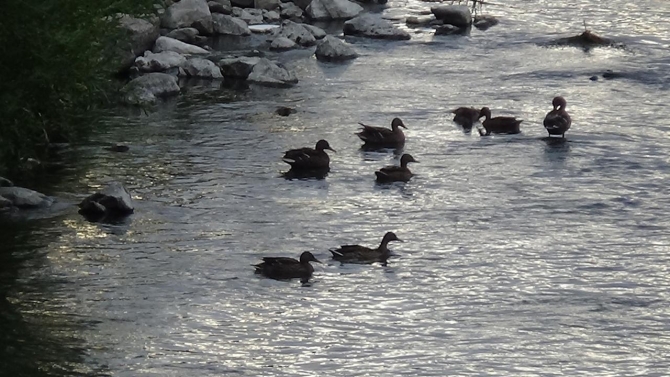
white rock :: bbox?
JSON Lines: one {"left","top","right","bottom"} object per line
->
{"left": 135, "top": 51, "right": 187, "bottom": 72}
{"left": 212, "top": 14, "right": 252, "bottom": 35}
{"left": 343, "top": 14, "right": 411, "bottom": 40}
{"left": 182, "top": 58, "right": 224, "bottom": 78}
{"left": 306, "top": 0, "right": 363, "bottom": 21}
{"left": 154, "top": 36, "right": 209, "bottom": 54}
{"left": 247, "top": 58, "right": 298, "bottom": 86}
{"left": 161, "top": 0, "right": 214, "bottom": 34}
{"left": 122, "top": 73, "right": 181, "bottom": 105}
{"left": 315, "top": 35, "right": 357, "bottom": 61}
{"left": 271, "top": 36, "right": 298, "bottom": 50}
{"left": 249, "top": 24, "right": 281, "bottom": 33}
{"left": 430, "top": 5, "right": 472, "bottom": 28}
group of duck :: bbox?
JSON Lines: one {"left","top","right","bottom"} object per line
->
{"left": 254, "top": 96, "right": 572, "bottom": 281}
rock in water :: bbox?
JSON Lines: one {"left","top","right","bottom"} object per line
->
{"left": 122, "top": 73, "right": 181, "bottom": 105}
{"left": 0, "top": 187, "right": 53, "bottom": 208}
{"left": 212, "top": 14, "right": 252, "bottom": 35}
{"left": 343, "top": 14, "right": 411, "bottom": 40}
{"left": 302, "top": 24, "right": 327, "bottom": 40}
{"left": 430, "top": 5, "right": 472, "bottom": 28}
{"left": 306, "top": 0, "right": 363, "bottom": 21}
{"left": 315, "top": 35, "right": 358, "bottom": 61}
{"left": 161, "top": 0, "right": 214, "bottom": 35}
{"left": 182, "top": 58, "right": 223, "bottom": 78}
{"left": 273, "top": 20, "right": 316, "bottom": 46}
{"left": 247, "top": 58, "right": 298, "bottom": 86}
{"left": 115, "top": 14, "right": 160, "bottom": 73}
{"left": 166, "top": 28, "right": 201, "bottom": 44}
{"left": 79, "top": 182, "right": 134, "bottom": 220}
{"left": 218, "top": 56, "right": 261, "bottom": 78}
{"left": 270, "top": 36, "right": 298, "bottom": 50}
{"left": 153, "top": 36, "right": 209, "bottom": 55}
{"left": 135, "top": 51, "right": 187, "bottom": 73}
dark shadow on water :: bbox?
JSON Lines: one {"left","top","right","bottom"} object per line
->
{"left": 359, "top": 144, "right": 404, "bottom": 157}
{"left": 542, "top": 136, "right": 572, "bottom": 162}
{"left": 281, "top": 168, "right": 330, "bottom": 181}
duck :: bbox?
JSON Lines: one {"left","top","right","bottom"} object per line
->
{"left": 451, "top": 107, "right": 482, "bottom": 130}
{"left": 477, "top": 107, "right": 523, "bottom": 136}
{"left": 330, "top": 232, "right": 403, "bottom": 264}
{"left": 375, "top": 153, "right": 418, "bottom": 183}
{"left": 356, "top": 118, "right": 407, "bottom": 146}
{"left": 543, "top": 96, "right": 572, "bottom": 138}
{"left": 253, "top": 251, "right": 321, "bottom": 280}
{"left": 282, "top": 140, "right": 335, "bottom": 170}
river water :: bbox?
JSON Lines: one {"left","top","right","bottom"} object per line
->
{"left": 2, "top": 0, "right": 670, "bottom": 376}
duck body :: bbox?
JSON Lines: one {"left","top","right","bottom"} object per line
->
{"left": 330, "top": 232, "right": 402, "bottom": 264}
{"left": 375, "top": 153, "right": 418, "bottom": 183}
{"left": 543, "top": 96, "right": 571, "bottom": 137}
{"left": 478, "top": 107, "right": 522, "bottom": 136}
{"left": 451, "top": 107, "right": 481, "bottom": 130}
{"left": 356, "top": 118, "right": 407, "bottom": 147}
{"left": 282, "top": 140, "right": 335, "bottom": 171}
{"left": 253, "top": 251, "right": 321, "bottom": 280}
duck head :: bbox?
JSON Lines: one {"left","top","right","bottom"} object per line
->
{"left": 391, "top": 118, "right": 408, "bottom": 130}
{"left": 315, "top": 140, "right": 336, "bottom": 153}
{"left": 479, "top": 107, "right": 492, "bottom": 120}
{"left": 400, "top": 153, "right": 418, "bottom": 167}
{"left": 299, "top": 251, "right": 322, "bottom": 264}
{"left": 382, "top": 232, "right": 403, "bottom": 244}
{"left": 552, "top": 96, "right": 567, "bottom": 110}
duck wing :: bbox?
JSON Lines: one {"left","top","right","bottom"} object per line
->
{"left": 543, "top": 110, "right": 571, "bottom": 131}
{"left": 283, "top": 147, "right": 316, "bottom": 162}
{"left": 282, "top": 147, "right": 329, "bottom": 169}
{"left": 356, "top": 123, "right": 394, "bottom": 143}
{"left": 330, "top": 244, "right": 385, "bottom": 263}
{"left": 260, "top": 257, "right": 300, "bottom": 266}
{"left": 484, "top": 117, "right": 522, "bottom": 134}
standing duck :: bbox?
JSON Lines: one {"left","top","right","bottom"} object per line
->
{"left": 478, "top": 107, "right": 523, "bottom": 136}
{"left": 543, "top": 96, "right": 572, "bottom": 138}
{"left": 282, "top": 139, "right": 335, "bottom": 171}
{"left": 356, "top": 118, "right": 407, "bottom": 147}
{"left": 375, "top": 153, "right": 418, "bottom": 183}
{"left": 330, "top": 232, "right": 403, "bottom": 264}
{"left": 451, "top": 107, "right": 482, "bottom": 130}
{"left": 253, "top": 251, "right": 321, "bottom": 280}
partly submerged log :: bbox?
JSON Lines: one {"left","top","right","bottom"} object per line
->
{"left": 551, "top": 30, "right": 623, "bottom": 50}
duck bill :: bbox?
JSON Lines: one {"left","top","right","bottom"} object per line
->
{"left": 313, "top": 258, "right": 323, "bottom": 264}
{"left": 328, "top": 147, "right": 336, "bottom": 153}
{"left": 396, "top": 238, "right": 404, "bottom": 243}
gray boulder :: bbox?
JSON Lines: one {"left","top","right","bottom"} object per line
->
{"left": 135, "top": 51, "right": 187, "bottom": 72}
{"left": 0, "top": 177, "right": 12, "bottom": 187}
{"left": 302, "top": 23, "right": 326, "bottom": 39}
{"left": 280, "top": 2, "right": 303, "bottom": 19}
{"left": 161, "top": 0, "right": 214, "bottom": 34}
{"left": 182, "top": 58, "right": 224, "bottom": 78}
{"left": 343, "top": 14, "right": 411, "bottom": 40}
{"left": 122, "top": 73, "right": 181, "bottom": 105}
{"left": 153, "top": 36, "right": 209, "bottom": 54}
{"left": 218, "top": 56, "right": 261, "bottom": 78}
{"left": 306, "top": 0, "right": 363, "bottom": 21}
{"left": 270, "top": 36, "right": 298, "bottom": 50}
{"left": 263, "top": 10, "right": 281, "bottom": 23}
{"left": 115, "top": 14, "right": 160, "bottom": 72}
{"left": 79, "top": 182, "right": 134, "bottom": 220}
{"left": 430, "top": 5, "right": 471, "bottom": 28}
{"left": 166, "top": 27, "right": 201, "bottom": 44}
{"left": 274, "top": 20, "right": 316, "bottom": 46}
{"left": 233, "top": 7, "right": 264, "bottom": 24}
{"left": 255, "top": 0, "right": 280, "bottom": 10}
{"left": 315, "top": 35, "right": 357, "bottom": 61}
{"left": 0, "top": 187, "right": 53, "bottom": 208}
{"left": 213, "top": 14, "right": 252, "bottom": 35}
{"left": 208, "top": 0, "right": 232, "bottom": 14}
{"left": 248, "top": 59, "right": 298, "bottom": 86}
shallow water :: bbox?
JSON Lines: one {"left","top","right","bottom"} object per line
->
{"left": 2, "top": 0, "right": 670, "bottom": 376}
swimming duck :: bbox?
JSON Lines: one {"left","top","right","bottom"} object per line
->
{"left": 477, "top": 107, "right": 523, "bottom": 136}
{"left": 356, "top": 118, "right": 407, "bottom": 146}
{"left": 330, "top": 232, "right": 403, "bottom": 263}
{"left": 451, "top": 107, "right": 482, "bottom": 129}
{"left": 282, "top": 140, "right": 335, "bottom": 170}
{"left": 543, "top": 96, "right": 572, "bottom": 138}
{"left": 253, "top": 251, "right": 321, "bottom": 280}
{"left": 375, "top": 153, "right": 418, "bottom": 183}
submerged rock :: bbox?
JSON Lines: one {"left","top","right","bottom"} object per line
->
{"left": 315, "top": 35, "right": 358, "bottom": 61}
{"left": 247, "top": 59, "right": 298, "bottom": 86}
{"left": 79, "top": 182, "right": 134, "bottom": 221}
{"left": 182, "top": 58, "right": 224, "bottom": 78}
{"left": 0, "top": 187, "right": 53, "bottom": 209}
{"left": 343, "top": 14, "right": 411, "bottom": 40}
{"left": 434, "top": 24, "right": 470, "bottom": 36}
{"left": 306, "top": 0, "right": 363, "bottom": 21}
{"left": 213, "top": 13, "right": 252, "bottom": 35}
{"left": 153, "top": 36, "right": 209, "bottom": 54}
{"left": 276, "top": 106, "right": 296, "bottom": 116}
{"left": 552, "top": 30, "right": 621, "bottom": 49}
{"left": 161, "top": 0, "right": 214, "bottom": 34}
{"left": 270, "top": 36, "right": 298, "bottom": 50}
{"left": 431, "top": 5, "right": 471, "bottom": 28}
{"left": 115, "top": 14, "right": 161, "bottom": 73}
{"left": 473, "top": 15, "right": 499, "bottom": 31}
{"left": 122, "top": 73, "right": 181, "bottom": 105}
{"left": 135, "top": 51, "right": 187, "bottom": 73}
{"left": 218, "top": 56, "right": 261, "bottom": 78}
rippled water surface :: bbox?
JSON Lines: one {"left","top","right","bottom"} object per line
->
{"left": 2, "top": 0, "right": 670, "bottom": 375}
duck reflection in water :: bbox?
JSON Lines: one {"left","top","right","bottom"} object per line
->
{"left": 282, "top": 167, "right": 330, "bottom": 180}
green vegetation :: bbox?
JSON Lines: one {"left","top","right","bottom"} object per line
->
{"left": 0, "top": 0, "right": 157, "bottom": 174}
